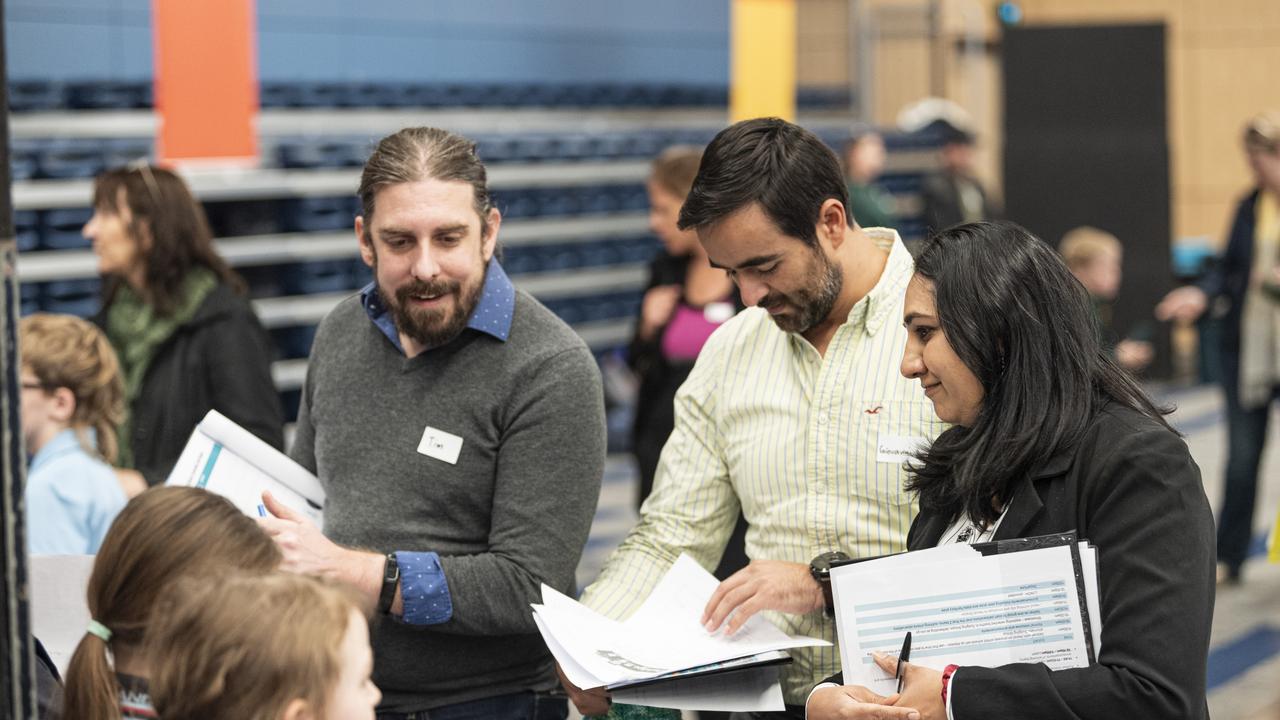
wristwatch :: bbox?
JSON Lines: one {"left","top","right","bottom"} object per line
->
{"left": 378, "top": 552, "right": 400, "bottom": 615}
{"left": 810, "top": 551, "right": 852, "bottom": 616}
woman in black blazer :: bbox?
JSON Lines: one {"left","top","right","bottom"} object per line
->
{"left": 808, "top": 222, "right": 1214, "bottom": 720}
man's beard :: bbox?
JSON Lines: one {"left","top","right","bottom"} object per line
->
{"left": 759, "top": 248, "right": 843, "bottom": 334}
{"left": 376, "top": 265, "right": 486, "bottom": 349}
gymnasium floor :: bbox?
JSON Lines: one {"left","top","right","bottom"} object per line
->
{"left": 574, "top": 383, "right": 1280, "bottom": 718}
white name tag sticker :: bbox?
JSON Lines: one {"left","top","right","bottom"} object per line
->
{"left": 417, "top": 426, "right": 464, "bottom": 465}
{"left": 876, "top": 434, "right": 929, "bottom": 464}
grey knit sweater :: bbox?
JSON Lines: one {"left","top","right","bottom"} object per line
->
{"left": 291, "top": 290, "right": 606, "bottom": 712}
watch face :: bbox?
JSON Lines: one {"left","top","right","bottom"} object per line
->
{"left": 812, "top": 551, "right": 852, "bottom": 575}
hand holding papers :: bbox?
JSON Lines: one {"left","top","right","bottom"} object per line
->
{"left": 535, "top": 554, "right": 830, "bottom": 712}
{"left": 166, "top": 410, "right": 324, "bottom": 525}
{"left": 830, "top": 533, "right": 1101, "bottom": 695}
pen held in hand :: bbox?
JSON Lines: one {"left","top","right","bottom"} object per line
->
{"left": 896, "top": 631, "right": 912, "bottom": 694}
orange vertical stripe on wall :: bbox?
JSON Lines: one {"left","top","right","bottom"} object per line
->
{"left": 153, "top": 0, "right": 258, "bottom": 165}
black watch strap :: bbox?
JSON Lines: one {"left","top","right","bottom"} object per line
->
{"left": 378, "top": 552, "right": 400, "bottom": 614}
{"left": 810, "top": 551, "right": 852, "bottom": 617}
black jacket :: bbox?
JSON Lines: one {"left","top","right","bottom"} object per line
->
{"left": 823, "top": 403, "right": 1215, "bottom": 720}
{"left": 97, "top": 283, "right": 284, "bottom": 485}
{"left": 1198, "top": 188, "right": 1260, "bottom": 359}
{"left": 920, "top": 170, "right": 1000, "bottom": 235}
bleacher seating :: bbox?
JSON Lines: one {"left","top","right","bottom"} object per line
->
{"left": 9, "top": 78, "right": 942, "bottom": 422}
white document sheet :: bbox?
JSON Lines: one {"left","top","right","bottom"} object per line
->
{"left": 29, "top": 554, "right": 95, "bottom": 675}
{"left": 165, "top": 410, "right": 324, "bottom": 525}
{"left": 832, "top": 543, "right": 1094, "bottom": 695}
{"left": 532, "top": 554, "right": 828, "bottom": 709}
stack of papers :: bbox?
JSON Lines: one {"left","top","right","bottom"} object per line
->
{"left": 165, "top": 410, "right": 325, "bottom": 525}
{"left": 533, "top": 554, "right": 831, "bottom": 712}
{"left": 831, "top": 533, "right": 1101, "bottom": 694}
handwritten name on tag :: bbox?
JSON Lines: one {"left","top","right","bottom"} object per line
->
{"left": 876, "top": 434, "right": 929, "bottom": 465}
{"left": 417, "top": 426, "right": 463, "bottom": 465}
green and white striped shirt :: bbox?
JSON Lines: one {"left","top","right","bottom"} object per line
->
{"left": 580, "top": 230, "right": 946, "bottom": 704}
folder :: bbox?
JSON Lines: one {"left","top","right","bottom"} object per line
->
{"left": 830, "top": 532, "right": 1101, "bottom": 694}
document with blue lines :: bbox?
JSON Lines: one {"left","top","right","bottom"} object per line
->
{"left": 830, "top": 542, "right": 1097, "bottom": 695}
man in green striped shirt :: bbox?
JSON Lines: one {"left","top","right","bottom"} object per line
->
{"left": 566, "top": 118, "right": 946, "bottom": 718}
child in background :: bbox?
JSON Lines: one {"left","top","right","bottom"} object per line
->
{"left": 63, "top": 486, "right": 280, "bottom": 720}
{"left": 148, "top": 573, "right": 380, "bottom": 720}
{"left": 1060, "top": 226, "right": 1155, "bottom": 372}
{"left": 21, "top": 313, "right": 129, "bottom": 554}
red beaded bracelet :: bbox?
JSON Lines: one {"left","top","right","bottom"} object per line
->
{"left": 941, "top": 664, "right": 960, "bottom": 703}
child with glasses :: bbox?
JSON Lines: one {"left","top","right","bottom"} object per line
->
{"left": 21, "top": 312, "right": 129, "bottom": 554}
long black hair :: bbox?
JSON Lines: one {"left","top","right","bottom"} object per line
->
{"left": 906, "top": 221, "right": 1172, "bottom": 526}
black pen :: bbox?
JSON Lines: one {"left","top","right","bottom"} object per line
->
{"left": 895, "top": 631, "right": 912, "bottom": 694}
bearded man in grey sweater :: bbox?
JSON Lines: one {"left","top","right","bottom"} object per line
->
{"left": 258, "top": 127, "right": 605, "bottom": 719}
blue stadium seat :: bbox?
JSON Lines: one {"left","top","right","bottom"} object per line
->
{"left": 14, "top": 211, "right": 40, "bottom": 252}
{"left": 40, "top": 278, "right": 101, "bottom": 317}
{"left": 38, "top": 140, "right": 106, "bottom": 180}
{"left": 10, "top": 140, "right": 40, "bottom": 181}
{"left": 65, "top": 81, "right": 149, "bottom": 110}
{"left": 9, "top": 80, "right": 66, "bottom": 112}
{"left": 19, "top": 283, "right": 40, "bottom": 316}
{"left": 271, "top": 325, "right": 318, "bottom": 360}
{"left": 281, "top": 197, "right": 358, "bottom": 232}
{"left": 279, "top": 259, "right": 357, "bottom": 295}
{"left": 40, "top": 208, "right": 93, "bottom": 250}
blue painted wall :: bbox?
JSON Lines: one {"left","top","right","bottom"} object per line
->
{"left": 6, "top": 0, "right": 729, "bottom": 84}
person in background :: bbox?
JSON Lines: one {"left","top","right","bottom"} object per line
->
{"left": 630, "top": 146, "right": 740, "bottom": 509}
{"left": 21, "top": 313, "right": 128, "bottom": 554}
{"left": 62, "top": 487, "right": 280, "bottom": 720}
{"left": 84, "top": 164, "right": 283, "bottom": 488}
{"left": 1157, "top": 111, "right": 1280, "bottom": 584}
{"left": 919, "top": 121, "right": 999, "bottom": 234}
{"left": 148, "top": 573, "right": 379, "bottom": 720}
{"left": 1059, "top": 226, "right": 1155, "bottom": 373}
{"left": 843, "top": 126, "right": 897, "bottom": 230}
{"left": 808, "top": 221, "right": 1213, "bottom": 720}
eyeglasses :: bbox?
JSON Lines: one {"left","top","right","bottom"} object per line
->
{"left": 20, "top": 382, "right": 50, "bottom": 392}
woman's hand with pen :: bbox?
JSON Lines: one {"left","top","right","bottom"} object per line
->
{"left": 872, "top": 653, "right": 946, "bottom": 720}
{"left": 806, "top": 685, "right": 920, "bottom": 720}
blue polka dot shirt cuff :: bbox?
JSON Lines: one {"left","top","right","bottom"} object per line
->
{"left": 395, "top": 551, "right": 453, "bottom": 625}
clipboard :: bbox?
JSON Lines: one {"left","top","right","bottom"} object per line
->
{"left": 970, "top": 530, "right": 1096, "bottom": 664}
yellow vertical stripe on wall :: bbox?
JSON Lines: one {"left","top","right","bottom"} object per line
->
{"left": 731, "top": 0, "right": 797, "bottom": 122}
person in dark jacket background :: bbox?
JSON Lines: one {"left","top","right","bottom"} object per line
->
{"left": 919, "top": 121, "right": 999, "bottom": 235}
{"left": 1157, "top": 112, "right": 1280, "bottom": 584}
{"left": 84, "top": 164, "right": 283, "bottom": 487}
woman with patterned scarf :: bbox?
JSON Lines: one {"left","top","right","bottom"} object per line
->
{"left": 84, "top": 164, "right": 283, "bottom": 489}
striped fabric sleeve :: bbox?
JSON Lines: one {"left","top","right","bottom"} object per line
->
{"left": 579, "top": 328, "right": 739, "bottom": 619}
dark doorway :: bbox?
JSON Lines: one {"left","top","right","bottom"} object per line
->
{"left": 1002, "top": 23, "right": 1171, "bottom": 377}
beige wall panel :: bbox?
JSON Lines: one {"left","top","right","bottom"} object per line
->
{"left": 798, "top": 0, "right": 851, "bottom": 86}
{"left": 1186, "top": 44, "right": 1280, "bottom": 190}
{"left": 1187, "top": 0, "right": 1280, "bottom": 30}
{"left": 873, "top": 38, "right": 932, "bottom": 125}
{"left": 800, "top": 47, "right": 851, "bottom": 85}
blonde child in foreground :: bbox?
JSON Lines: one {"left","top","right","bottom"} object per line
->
{"left": 21, "top": 313, "right": 134, "bottom": 553}
{"left": 148, "top": 573, "right": 381, "bottom": 720}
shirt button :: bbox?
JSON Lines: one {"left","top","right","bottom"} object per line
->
{"left": 818, "top": 413, "right": 829, "bottom": 425}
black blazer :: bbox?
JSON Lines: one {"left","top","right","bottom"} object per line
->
{"left": 1198, "top": 189, "right": 1260, "bottom": 360}
{"left": 97, "top": 283, "right": 284, "bottom": 485}
{"left": 823, "top": 402, "right": 1215, "bottom": 720}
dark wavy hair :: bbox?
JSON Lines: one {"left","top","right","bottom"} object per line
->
{"left": 676, "top": 117, "right": 850, "bottom": 246}
{"left": 906, "top": 221, "right": 1172, "bottom": 526}
{"left": 93, "top": 165, "right": 243, "bottom": 316}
